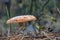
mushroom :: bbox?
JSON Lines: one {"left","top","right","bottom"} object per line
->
{"left": 6, "top": 15, "right": 36, "bottom": 31}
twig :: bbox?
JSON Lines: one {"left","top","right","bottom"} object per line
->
{"left": 41, "top": 31, "right": 52, "bottom": 40}
{"left": 10, "top": 34, "right": 24, "bottom": 40}
{"left": 40, "top": 0, "right": 50, "bottom": 12}
{"left": 57, "top": 7, "right": 60, "bottom": 14}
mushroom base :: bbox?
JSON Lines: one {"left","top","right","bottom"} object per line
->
{"left": 18, "top": 23, "right": 25, "bottom": 30}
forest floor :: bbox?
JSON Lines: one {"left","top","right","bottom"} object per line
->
{"left": 0, "top": 31, "right": 59, "bottom": 40}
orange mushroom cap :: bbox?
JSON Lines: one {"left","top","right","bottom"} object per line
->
{"left": 6, "top": 15, "right": 36, "bottom": 24}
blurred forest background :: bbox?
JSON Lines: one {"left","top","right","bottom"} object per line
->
{"left": 0, "top": 0, "right": 60, "bottom": 37}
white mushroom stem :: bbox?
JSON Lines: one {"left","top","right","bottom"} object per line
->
{"left": 18, "top": 23, "right": 25, "bottom": 30}
{"left": 15, "top": 23, "right": 25, "bottom": 35}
